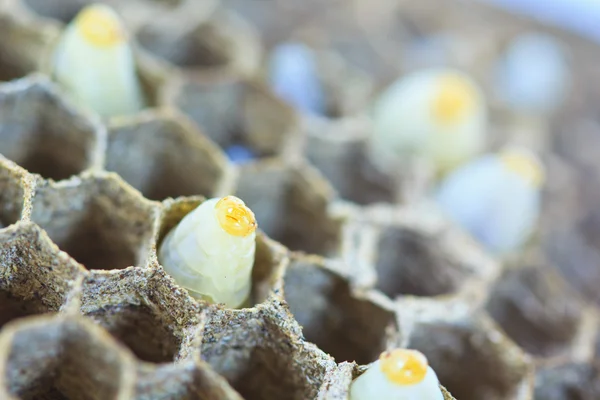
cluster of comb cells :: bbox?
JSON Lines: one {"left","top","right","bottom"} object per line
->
{"left": 2, "top": 0, "right": 600, "bottom": 399}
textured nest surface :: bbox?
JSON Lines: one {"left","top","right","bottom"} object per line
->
{"left": 1, "top": 0, "right": 600, "bottom": 399}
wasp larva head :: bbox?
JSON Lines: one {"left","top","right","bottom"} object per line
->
{"left": 431, "top": 73, "right": 477, "bottom": 126}
{"left": 380, "top": 349, "right": 429, "bottom": 386}
{"left": 158, "top": 196, "right": 257, "bottom": 308}
{"left": 499, "top": 146, "right": 545, "bottom": 188}
{"left": 215, "top": 196, "right": 257, "bottom": 237}
{"left": 76, "top": 4, "right": 125, "bottom": 48}
{"left": 350, "top": 349, "right": 444, "bottom": 400}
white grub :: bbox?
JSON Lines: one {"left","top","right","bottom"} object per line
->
{"left": 52, "top": 4, "right": 145, "bottom": 117}
{"left": 159, "top": 196, "right": 257, "bottom": 308}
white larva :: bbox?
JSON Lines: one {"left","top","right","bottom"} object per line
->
{"left": 350, "top": 349, "right": 444, "bottom": 400}
{"left": 158, "top": 196, "right": 257, "bottom": 308}
{"left": 436, "top": 146, "right": 544, "bottom": 255}
{"left": 494, "top": 32, "right": 570, "bottom": 114}
{"left": 51, "top": 4, "right": 145, "bottom": 117}
{"left": 268, "top": 42, "right": 326, "bottom": 115}
{"left": 369, "top": 68, "right": 487, "bottom": 176}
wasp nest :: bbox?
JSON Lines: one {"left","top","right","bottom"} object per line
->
{"left": 1, "top": 0, "right": 600, "bottom": 399}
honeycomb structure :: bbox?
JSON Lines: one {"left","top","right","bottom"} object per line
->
{"left": 1, "top": 0, "right": 600, "bottom": 399}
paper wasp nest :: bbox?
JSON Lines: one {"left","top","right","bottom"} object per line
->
{"left": 1, "top": 0, "right": 600, "bottom": 399}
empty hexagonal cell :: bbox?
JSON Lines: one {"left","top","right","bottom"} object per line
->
{"left": 486, "top": 265, "right": 586, "bottom": 358}
{"left": 201, "top": 306, "right": 336, "bottom": 400}
{"left": 106, "top": 110, "right": 231, "bottom": 201}
{"left": 111, "top": 0, "right": 218, "bottom": 31}
{"left": 81, "top": 267, "right": 202, "bottom": 364}
{"left": 0, "top": 11, "right": 57, "bottom": 82}
{"left": 315, "top": 51, "right": 374, "bottom": 118}
{"left": 0, "top": 76, "right": 104, "bottom": 181}
{"left": 0, "top": 316, "right": 135, "bottom": 399}
{"left": 535, "top": 362, "right": 600, "bottom": 400}
{"left": 31, "top": 172, "right": 159, "bottom": 271}
{"left": 283, "top": 256, "right": 397, "bottom": 364}
{"left": 372, "top": 207, "right": 498, "bottom": 299}
{"left": 376, "top": 228, "right": 459, "bottom": 297}
{"left": 407, "top": 314, "right": 533, "bottom": 400}
{"left": 544, "top": 227, "right": 600, "bottom": 305}
{"left": 264, "top": 45, "right": 373, "bottom": 118}
{"left": 157, "top": 197, "right": 286, "bottom": 307}
{"left": 0, "top": 222, "right": 84, "bottom": 330}
{"left": 137, "top": 10, "right": 260, "bottom": 74}
{"left": 0, "top": 158, "right": 30, "bottom": 228}
{"left": 135, "top": 360, "right": 243, "bottom": 400}
{"left": 20, "top": 0, "right": 91, "bottom": 22}
{"left": 235, "top": 162, "right": 342, "bottom": 256}
{"left": 304, "top": 122, "right": 397, "bottom": 205}
{"left": 20, "top": 0, "right": 211, "bottom": 27}
{"left": 162, "top": 73, "right": 299, "bottom": 161}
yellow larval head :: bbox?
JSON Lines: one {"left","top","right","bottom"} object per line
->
{"left": 76, "top": 4, "right": 125, "bottom": 48}
{"left": 379, "top": 349, "right": 429, "bottom": 386}
{"left": 431, "top": 73, "right": 477, "bottom": 126}
{"left": 500, "top": 147, "right": 545, "bottom": 188}
{"left": 215, "top": 196, "right": 257, "bottom": 237}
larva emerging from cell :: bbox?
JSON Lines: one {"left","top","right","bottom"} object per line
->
{"left": 158, "top": 196, "right": 257, "bottom": 308}
{"left": 350, "top": 349, "right": 444, "bottom": 400}
{"left": 51, "top": 4, "right": 145, "bottom": 117}
{"left": 436, "top": 146, "right": 544, "bottom": 255}
{"left": 369, "top": 68, "right": 487, "bottom": 176}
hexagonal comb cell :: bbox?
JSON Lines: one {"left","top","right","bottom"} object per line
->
{"left": 0, "top": 316, "right": 135, "bottom": 399}
{"left": 19, "top": 0, "right": 207, "bottom": 27}
{"left": 201, "top": 306, "right": 336, "bottom": 400}
{"left": 0, "top": 222, "right": 84, "bottom": 330}
{"left": 157, "top": 197, "right": 286, "bottom": 307}
{"left": 315, "top": 51, "right": 374, "bottom": 118}
{"left": 0, "top": 76, "right": 104, "bottom": 181}
{"left": 304, "top": 121, "right": 397, "bottom": 205}
{"left": 162, "top": 74, "right": 298, "bottom": 161}
{"left": 543, "top": 225, "right": 600, "bottom": 305}
{"left": 408, "top": 313, "right": 533, "bottom": 400}
{"left": 0, "top": 11, "right": 57, "bottom": 82}
{"left": 137, "top": 9, "right": 260, "bottom": 74}
{"left": 370, "top": 205, "right": 498, "bottom": 299}
{"left": 263, "top": 43, "right": 373, "bottom": 118}
{"left": 81, "top": 267, "right": 202, "bottom": 364}
{"left": 106, "top": 110, "right": 231, "bottom": 201}
{"left": 534, "top": 362, "right": 600, "bottom": 400}
{"left": 235, "top": 162, "right": 342, "bottom": 256}
{"left": 283, "top": 256, "right": 397, "bottom": 364}
{"left": 31, "top": 172, "right": 159, "bottom": 271}
{"left": 0, "top": 158, "right": 30, "bottom": 228}
{"left": 486, "top": 265, "right": 586, "bottom": 358}
{"left": 135, "top": 360, "right": 244, "bottom": 400}
{"left": 20, "top": 0, "right": 91, "bottom": 22}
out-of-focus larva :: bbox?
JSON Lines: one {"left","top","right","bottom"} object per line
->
{"left": 349, "top": 349, "right": 444, "bottom": 400}
{"left": 369, "top": 68, "right": 487, "bottom": 176}
{"left": 158, "top": 196, "right": 257, "bottom": 308}
{"left": 268, "top": 42, "right": 326, "bottom": 115}
{"left": 494, "top": 32, "right": 570, "bottom": 114}
{"left": 436, "top": 146, "right": 544, "bottom": 255}
{"left": 225, "top": 144, "right": 256, "bottom": 164}
{"left": 51, "top": 4, "right": 145, "bottom": 117}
